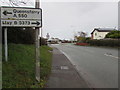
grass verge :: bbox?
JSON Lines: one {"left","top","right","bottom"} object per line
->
{"left": 2, "top": 44, "right": 52, "bottom": 88}
{"left": 39, "top": 45, "right": 53, "bottom": 88}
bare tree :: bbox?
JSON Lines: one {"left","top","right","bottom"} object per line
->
{"left": 0, "top": 0, "right": 33, "bottom": 7}
{"left": 78, "top": 31, "right": 87, "bottom": 37}
{"left": 0, "top": 0, "right": 11, "bottom": 6}
{"left": 9, "top": 0, "right": 27, "bottom": 6}
{"left": 74, "top": 31, "right": 88, "bottom": 42}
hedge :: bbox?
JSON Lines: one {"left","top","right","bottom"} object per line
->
{"left": 40, "top": 37, "right": 47, "bottom": 46}
{"left": 2, "top": 27, "right": 35, "bottom": 44}
{"left": 2, "top": 27, "right": 47, "bottom": 46}
{"left": 86, "top": 39, "right": 120, "bottom": 47}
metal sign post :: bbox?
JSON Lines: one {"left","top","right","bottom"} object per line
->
{"left": 35, "top": 0, "right": 40, "bottom": 82}
{"left": 4, "top": 27, "right": 8, "bottom": 62}
{"left": 35, "top": 27, "right": 40, "bottom": 82}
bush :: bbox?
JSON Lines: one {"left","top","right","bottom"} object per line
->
{"left": 76, "top": 37, "right": 91, "bottom": 43}
{"left": 2, "top": 27, "right": 47, "bottom": 45}
{"left": 105, "top": 30, "right": 120, "bottom": 39}
{"left": 2, "top": 27, "right": 35, "bottom": 44}
{"left": 40, "top": 37, "right": 47, "bottom": 46}
{"left": 75, "top": 43, "right": 89, "bottom": 46}
{"left": 87, "top": 39, "right": 120, "bottom": 47}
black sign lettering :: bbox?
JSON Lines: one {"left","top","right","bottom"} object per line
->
{"left": 3, "top": 10, "right": 12, "bottom": 16}
{"left": 2, "top": 21, "right": 12, "bottom": 25}
{"left": 31, "top": 21, "right": 40, "bottom": 25}
{"left": 13, "top": 14, "right": 17, "bottom": 18}
{"left": 14, "top": 21, "right": 17, "bottom": 25}
{"left": 18, "top": 14, "right": 27, "bottom": 18}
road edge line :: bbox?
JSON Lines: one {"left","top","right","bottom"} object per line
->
{"left": 59, "top": 50, "right": 94, "bottom": 88}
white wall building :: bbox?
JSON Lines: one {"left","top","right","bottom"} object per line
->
{"left": 91, "top": 28, "right": 116, "bottom": 40}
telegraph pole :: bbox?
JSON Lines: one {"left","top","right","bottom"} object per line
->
{"left": 41, "top": 28, "right": 42, "bottom": 38}
{"left": 35, "top": 0, "right": 40, "bottom": 82}
{"left": 4, "top": 28, "right": 8, "bottom": 62}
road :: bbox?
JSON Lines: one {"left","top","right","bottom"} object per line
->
{"left": 51, "top": 43, "right": 118, "bottom": 88}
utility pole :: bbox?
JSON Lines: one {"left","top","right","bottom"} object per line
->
{"left": 4, "top": 28, "right": 8, "bottom": 62}
{"left": 41, "top": 28, "right": 42, "bottom": 38}
{"left": 35, "top": 0, "right": 40, "bottom": 82}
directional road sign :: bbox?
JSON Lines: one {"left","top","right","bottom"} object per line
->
{"left": 1, "top": 20, "right": 41, "bottom": 27}
{"left": 1, "top": 7, "right": 42, "bottom": 27}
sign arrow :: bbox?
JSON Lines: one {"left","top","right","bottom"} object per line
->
{"left": 31, "top": 21, "right": 40, "bottom": 26}
{"left": 3, "top": 10, "right": 12, "bottom": 16}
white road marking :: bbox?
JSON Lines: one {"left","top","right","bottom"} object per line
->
{"left": 59, "top": 49, "right": 94, "bottom": 88}
{"left": 60, "top": 50, "right": 71, "bottom": 61}
{"left": 61, "top": 66, "right": 69, "bottom": 70}
{"left": 59, "top": 50, "right": 77, "bottom": 66}
{"left": 104, "top": 53, "right": 119, "bottom": 59}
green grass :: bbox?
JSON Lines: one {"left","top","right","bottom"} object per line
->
{"left": 39, "top": 45, "right": 53, "bottom": 88}
{"left": 2, "top": 44, "right": 52, "bottom": 88}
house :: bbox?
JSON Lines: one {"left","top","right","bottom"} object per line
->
{"left": 91, "top": 28, "right": 116, "bottom": 39}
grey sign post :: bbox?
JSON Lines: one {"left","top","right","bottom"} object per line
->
{"left": 4, "top": 27, "right": 8, "bottom": 62}
{"left": 35, "top": 0, "right": 40, "bottom": 82}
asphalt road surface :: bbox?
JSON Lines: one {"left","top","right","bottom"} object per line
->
{"left": 51, "top": 43, "right": 118, "bottom": 88}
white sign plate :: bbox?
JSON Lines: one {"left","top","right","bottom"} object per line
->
{"left": 1, "top": 7, "right": 42, "bottom": 27}
{"left": 1, "top": 20, "right": 41, "bottom": 27}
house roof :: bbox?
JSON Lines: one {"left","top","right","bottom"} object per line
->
{"left": 91, "top": 28, "right": 117, "bottom": 34}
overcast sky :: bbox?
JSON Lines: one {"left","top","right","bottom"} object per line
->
{"left": 41, "top": 2, "right": 118, "bottom": 40}
{"left": 0, "top": 0, "right": 118, "bottom": 40}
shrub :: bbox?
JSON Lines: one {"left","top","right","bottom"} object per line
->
{"left": 75, "top": 43, "right": 89, "bottom": 46}
{"left": 105, "top": 30, "right": 120, "bottom": 39}
{"left": 87, "top": 39, "right": 120, "bottom": 47}
{"left": 2, "top": 27, "right": 35, "bottom": 44}
{"left": 40, "top": 37, "right": 47, "bottom": 46}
